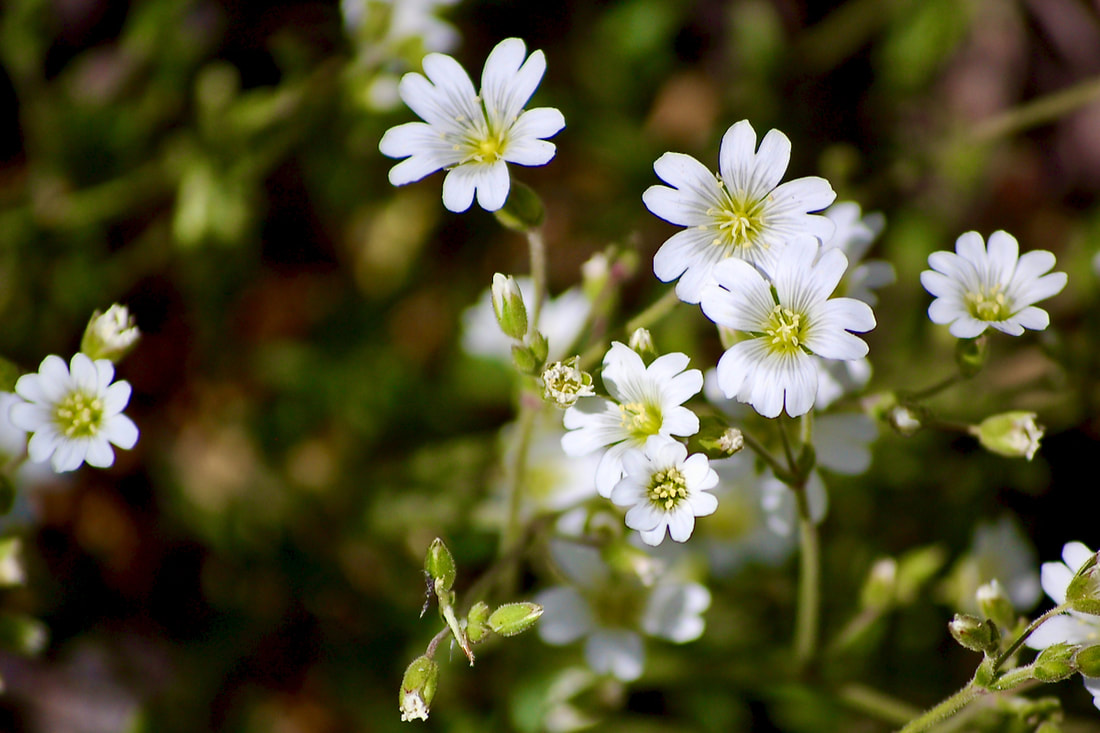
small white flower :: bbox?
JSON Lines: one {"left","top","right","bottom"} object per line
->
{"left": 700, "top": 237, "right": 876, "bottom": 418}
{"left": 1026, "top": 541, "right": 1100, "bottom": 710}
{"left": 9, "top": 354, "right": 139, "bottom": 473}
{"left": 82, "top": 304, "right": 140, "bottom": 362}
{"left": 920, "top": 230, "right": 1067, "bottom": 338}
{"left": 379, "top": 37, "right": 565, "bottom": 212}
{"left": 642, "top": 119, "right": 836, "bottom": 304}
{"left": 610, "top": 437, "right": 718, "bottom": 546}
{"left": 821, "top": 201, "right": 894, "bottom": 307}
{"left": 561, "top": 343, "right": 702, "bottom": 497}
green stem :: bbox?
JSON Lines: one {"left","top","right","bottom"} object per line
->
{"left": 903, "top": 373, "right": 963, "bottom": 403}
{"left": 526, "top": 228, "right": 548, "bottom": 332}
{"left": 836, "top": 683, "right": 921, "bottom": 726}
{"left": 738, "top": 429, "right": 786, "bottom": 477}
{"left": 991, "top": 604, "right": 1067, "bottom": 674}
{"left": 967, "top": 74, "right": 1100, "bottom": 144}
{"left": 896, "top": 679, "right": 982, "bottom": 733}
{"left": 793, "top": 485, "right": 821, "bottom": 670}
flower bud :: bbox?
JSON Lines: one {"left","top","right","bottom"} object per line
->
{"left": 487, "top": 602, "right": 543, "bottom": 637}
{"left": 491, "top": 274, "right": 528, "bottom": 340}
{"left": 949, "top": 613, "right": 999, "bottom": 655}
{"left": 81, "top": 304, "right": 141, "bottom": 363}
{"left": 1033, "top": 642, "right": 1079, "bottom": 682}
{"left": 540, "top": 356, "right": 595, "bottom": 409}
{"left": 628, "top": 328, "right": 657, "bottom": 364}
{"left": 688, "top": 416, "right": 744, "bottom": 459}
{"left": 976, "top": 580, "right": 1016, "bottom": 630}
{"left": 581, "top": 251, "right": 611, "bottom": 302}
{"left": 0, "top": 538, "right": 25, "bottom": 588}
{"left": 493, "top": 181, "right": 545, "bottom": 232}
{"left": 970, "top": 412, "right": 1044, "bottom": 461}
{"left": 860, "top": 557, "right": 898, "bottom": 611}
{"left": 887, "top": 405, "right": 922, "bottom": 436}
{"left": 399, "top": 655, "right": 439, "bottom": 722}
{"left": 1066, "top": 551, "right": 1100, "bottom": 616}
{"left": 424, "top": 538, "right": 456, "bottom": 596}
{"left": 511, "top": 343, "right": 539, "bottom": 375}
{"left": 1075, "top": 645, "right": 1100, "bottom": 677}
{"left": 527, "top": 331, "right": 549, "bottom": 367}
{"left": 955, "top": 334, "right": 988, "bottom": 378}
{"left": 466, "top": 601, "right": 491, "bottom": 644}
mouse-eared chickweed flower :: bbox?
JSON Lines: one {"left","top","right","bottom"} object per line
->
{"left": 642, "top": 119, "right": 836, "bottom": 304}
{"left": 81, "top": 304, "right": 140, "bottom": 363}
{"left": 610, "top": 436, "right": 718, "bottom": 546}
{"left": 561, "top": 342, "right": 702, "bottom": 497}
{"left": 379, "top": 37, "right": 565, "bottom": 213}
{"left": 700, "top": 237, "right": 876, "bottom": 418}
{"left": 9, "top": 353, "right": 139, "bottom": 473}
{"left": 920, "top": 230, "right": 1067, "bottom": 339}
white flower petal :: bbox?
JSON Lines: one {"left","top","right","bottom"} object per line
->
{"left": 585, "top": 629, "right": 644, "bottom": 681}
{"left": 536, "top": 586, "right": 596, "bottom": 644}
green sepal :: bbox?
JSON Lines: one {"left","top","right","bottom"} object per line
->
{"left": 466, "top": 601, "right": 491, "bottom": 644}
{"left": 1066, "top": 552, "right": 1100, "bottom": 615}
{"left": 424, "top": 538, "right": 456, "bottom": 595}
{"left": 487, "top": 602, "right": 543, "bottom": 637}
{"left": 1075, "top": 645, "right": 1100, "bottom": 677}
{"left": 493, "top": 181, "right": 545, "bottom": 232}
{"left": 955, "top": 334, "right": 987, "bottom": 377}
{"left": 1033, "top": 642, "right": 1079, "bottom": 682}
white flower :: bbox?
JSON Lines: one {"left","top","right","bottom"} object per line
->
{"left": 821, "top": 201, "right": 893, "bottom": 307}
{"left": 1026, "top": 541, "right": 1100, "bottom": 710}
{"left": 760, "top": 469, "right": 828, "bottom": 536}
{"left": 642, "top": 119, "right": 836, "bottom": 304}
{"left": 815, "top": 413, "right": 877, "bottom": 476}
{"left": 700, "top": 237, "right": 876, "bottom": 418}
{"left": 561, "top": 343, "right": 702, "bottom": 497}
{"left": 815, "top": 357, "right": 871, "bottom": 410}
{"left": 920, "top": 230, "right": 1067, "bottom": 338}
{"left": 9, "top": 354, "right": 139, "bottom": 473}
{"left": 535, "top": 540, "right": 710, "bottom": 681}
{"left": 81, "top": 304, "right": 140, "bottom": 362}
{"left": 379, "top": 37, "right": 565, "bottom": 212}
{"left": 610, "top": 437, "right": 718, "bottom": 546}
{"left": 343, "top": 0, "right": 460, "bottom": 55}
{"left": 461, "top": 277, "right": 590, "bottom": 364}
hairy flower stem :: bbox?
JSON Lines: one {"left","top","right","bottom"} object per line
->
{"left": 991, "top": 604, "right": 1067, "bottom": 674}
{"left": 896, "top": 679, "right": 982, "bottom": 733}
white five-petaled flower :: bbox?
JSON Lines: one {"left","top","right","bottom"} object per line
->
{"left": 561, "top": 343, "right": 702, "bottom": 497}
{"left": 379, "top": 37, "right": 565, "bottom": 212}
{"left": 642, "top": 119, "right": 836, "bottom": 304}
{"left": 700, "top": 237, "right": 876, "bottom": 418}
{"left": 920, "top": 230, "right": 1067, "bottom": 338}
{"left": 1026, "top": 541, "right": 1100, "bottom": 711}
{"left": 9, "top": 353, "right": 139, "bottom": 473}
{"left": 610, "top": 437, "right": 718, "bottom": 546}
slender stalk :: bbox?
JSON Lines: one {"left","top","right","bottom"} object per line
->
{"left": 738, "top": 428, "right": 786, "bottom": 477}
{"left": 625, "top": 288, "right": 680, "bottom": 334}
{"left": 526, "top": 228, "right": 548, "bottom": 330}
{"left": 793, "top": 485, "right": 821, "bottom": 670}
{"left": 967, "top": 74, "right": 1100, "bottom": 144}
{"left": 991, "top": 604, "right": 1067, "bottom": 674}
{"left": 837, "top": 683, "right": 920, "bottom": 726}
{"left": 903, "top": 373, "right": 963, "bottom": 403}
{"left": 896, "top": 680, "right": 982, "bottom": 733}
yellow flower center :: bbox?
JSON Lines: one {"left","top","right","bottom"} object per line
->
{"left": 54, "top": 391, "right": 104, "bottom": 439}
{"left": 764, "top": 305, "right": 808, "bottom": 355}
{"left": 620, "top": 402, "right": 662, "bottom": 439}
{"left": 706, "top": 181, "right": 767, "bottom": 254}
{"left": 965, "top": 285, "right": 1012, "bottom": 322}
{"left": 647, "top": 467, "right": 688, "bottom": 511}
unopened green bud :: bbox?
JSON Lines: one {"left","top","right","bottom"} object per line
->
{"left": 860, "top": 557, "right": 898, "bottom": 611}
{"left": 466, "top": 601, "right": 491, "bottom": 644}
{"left": 81, "top": 304, "right": 140, "bottom": 363}
{"left": 970, "top": 412, "right": 1044, "bottom": 461}
{"left": 1034, "top": 642, "right": 1079, "bottom": 682}
{"left": 628, "top": 328, "right": 657, "bottom": 364}
{"left": 0, "top": 613, "right": 48, "bottom": 656}
{"left": 1075, "top": 645, "right": 1100, "bottom": 676}
{"left": 977, "top": 580, "right": 1017, "bottom": 630}
{"left": 1066, "top": 552, "right": 1100, "bottom": 615}
{"left": 424, "top": 538, "right": 456, "bottom": 596}
{"left": 527, "top": 331, "right": 549, "bottom": 367}
{"left": 493, "top": 181, "right": 545, "bottom": 232}
{"left": 955, "top": 334, "right": 988, "bottom": 378}
{"left": 949, "top": 613, "right": 999, "bottom": 655}
{"left": 540, "top": 356, "right": 595, "bottom": 409}
{"left": 887, "top": 405, "right": 922, "bottom": 436}
{"left": 399, "top": 655, "right": 439, "bottom": 722}
{"left": 491, "top": 274, "right": 528, "bottom": 340}
{"left": 487, "top": 602, "right": 543, "bottom": 637}
{"left": 0, "top": 538, "right": 25, "bottom": 588}
{"left": 511, "top": 344, "right": 539, "bottom": 375}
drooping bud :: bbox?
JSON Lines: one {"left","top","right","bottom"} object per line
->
{"left": 976, "top": 579, "right": 1016, "bottom": 630}
{"left": 466, "top": 601, "right": 491, "bottom": 644}
{"left": 1033, "top": 642, "right": 1079, "bottom": 682}
{"left": 399, "top": 655, "right": 439, "bottom": 722}
{"left": 1065, "top": 551, "right": 1100, "bottom": 616}
{"left": 540, "top": 356, "right": 595, "bottom": 409}
{"left": 970, "top": 412, "right": 1044, "bottom": 461}
{"left": 424, "top": 538, "right": 456, "bottom": 596}
{"left": 487, "top": 602, "right": 543, "bottom": 637}
{"left": 491, "top": 274, "right": 528, "bottom": 340}
{"left": 949, "top": 613, "right": 1000, "bottom": 655}
{"left": 81, "top": 304, "right": 141, "bottom": 363}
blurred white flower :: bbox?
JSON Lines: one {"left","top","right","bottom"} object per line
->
{"left": 81, "top": 304, "right": 140, "bottom": 363}
{"left": 815, "top": 412, "right": 877, "bottom": 476}
{"left": 461, "top": 278, "right": 590, "bottom": 364}
{"left": 562, "top": 343, "right": 702, "bottom": 497}
{"left": 610, "top": 437, "right": 718, "bottom": 546}
{"left": 379, "top": 37, "right": 565, "bottom": 212}
{"left": 821, "top": 201, "right": 893, "bottom": 307}
{"left": 642, "top": 120, "right": 835, "bottom": 304}
{"left": 947, "top": 515, "right": 1040, "bottom": 615}
{"left": 9, "top": 354, "right": 138, "bottom": 473}
{"left": 920, "top": 230, "right": 1067, "bottom": 338}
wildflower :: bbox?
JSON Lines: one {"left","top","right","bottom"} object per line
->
{"left": 642, "top": 119, "right": 835, "bottom": 304}
{"left": 561, "top": 343, "right": 702, "bottom": 497}
{"left": 971, "top": 411, "right": 1044, "bottom": 461}
{"left": 540, "top": 357, "right": 595, "bottom": 409}
{"left": 610, "top": 437, "right": 718, "bottom": 546}
{"left": 379, "top": 37, "right": 565, "bottom": 212}
{"left": 920, "top": 230, "right": 1067, "bottom": 338}
{"left": 9, "top": 354, "right": 138, "bottom": 473}
{"left": 699, "top": 236, "right": 876, "bottom": 418}
{"left": 81, "top": 304, "right": 140, "bottom": 362}
{"left": 821, "top": 201, "right": 893, "bottom": 306}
